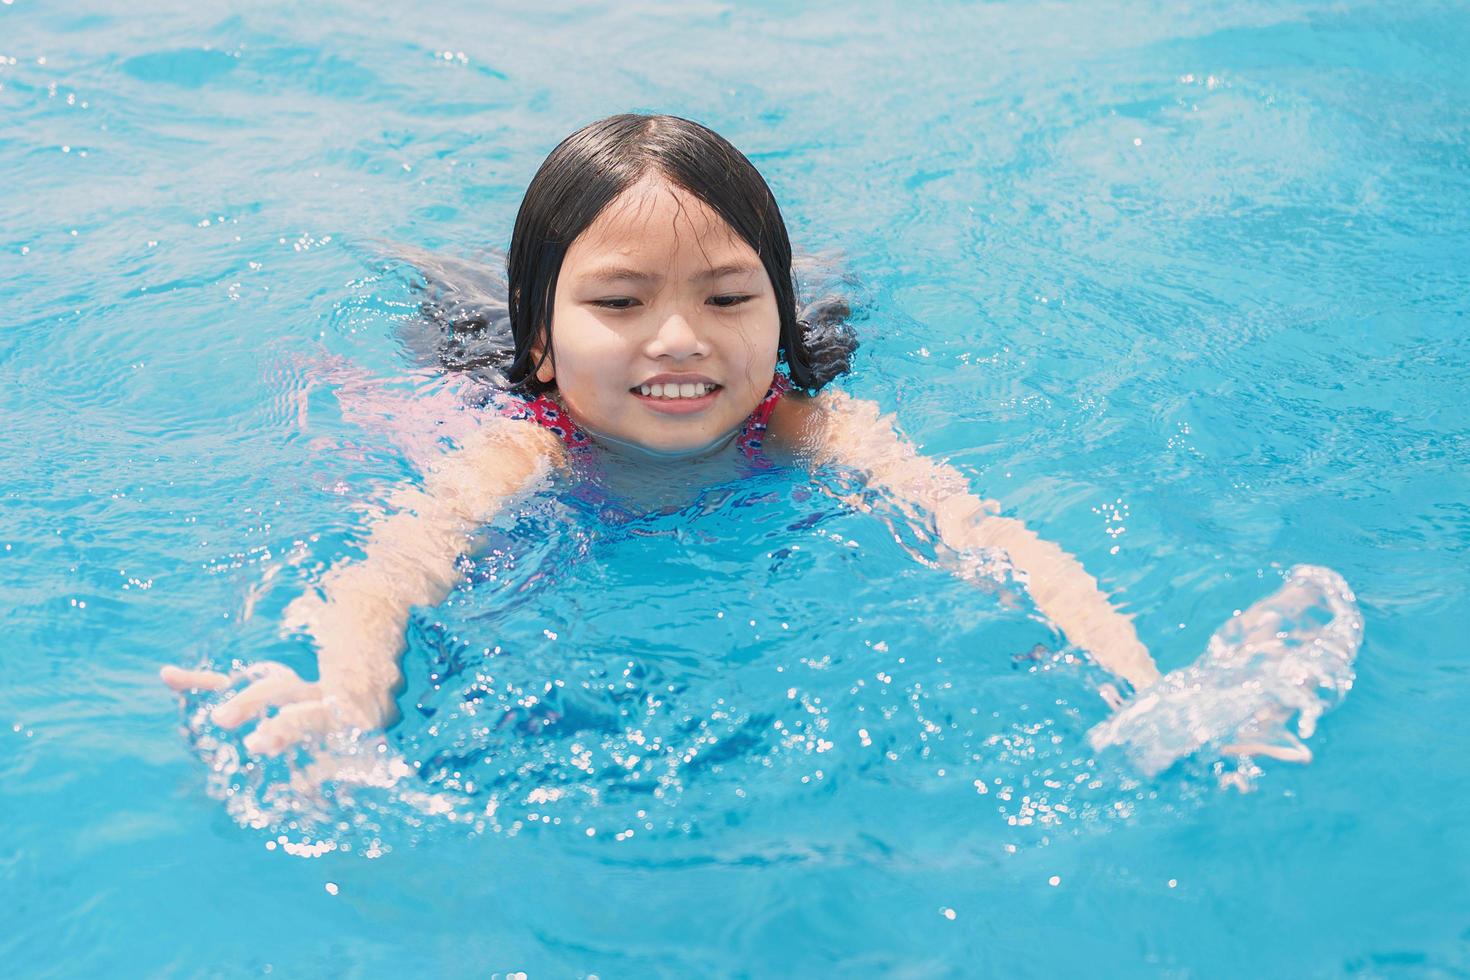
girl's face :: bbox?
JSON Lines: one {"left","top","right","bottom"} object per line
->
{"left": 537, "top": 175, "right": 781, "bottom": 456}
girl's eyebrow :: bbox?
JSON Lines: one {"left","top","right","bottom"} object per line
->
{"left": 696, "top": 263, "right": 762, "bottom": 281}
{"left": 578, "top": 263, "right": 762, "bottom": 285}
{"left": 581, "top": 266, "right": 659, "bottom": 285}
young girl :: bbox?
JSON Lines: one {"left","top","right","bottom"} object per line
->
{"left": 161, "top": 114, "right": 1359, "bottom": 774}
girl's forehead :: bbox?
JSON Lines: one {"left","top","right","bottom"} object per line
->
{"left": 571, "top": 176, "right": 749, "bottom": 261}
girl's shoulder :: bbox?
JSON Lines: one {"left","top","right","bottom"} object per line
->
{"left": 470, "top": 391, "right": 572, "bottom": 462}
{"left": 764, "top": 387, "right": 834, "bottom": 457}
{"left": 500, "top": 390, "right": 594, "bottom": 452}
{"left": 765, "top": 388, "right": 903, "bottom": 464}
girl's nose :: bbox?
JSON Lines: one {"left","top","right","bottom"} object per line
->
{"left": 646, "top": 311, "right": 709, "bottom": 359}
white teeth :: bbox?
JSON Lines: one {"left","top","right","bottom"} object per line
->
{"left": 637, "top": 382, "right": 714, "bottom": 399}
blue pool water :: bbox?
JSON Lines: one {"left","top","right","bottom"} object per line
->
{"left": 3, "top": 1, "right": 1469, "bottom": 975}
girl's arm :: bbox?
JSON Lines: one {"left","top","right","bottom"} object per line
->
{"left": 162, "top": 418, "right": 560, "bottom": 754}
{"left": 781, "top": 390, "right": 1161, "bottom": 693}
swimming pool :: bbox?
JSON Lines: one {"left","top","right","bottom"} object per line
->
{"left": 3, "top": 0, "right": 1467, "bottom": 975}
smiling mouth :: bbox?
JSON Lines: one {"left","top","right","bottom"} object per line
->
{"left": 632, "top": 381, "right": 721, "bottom": 400}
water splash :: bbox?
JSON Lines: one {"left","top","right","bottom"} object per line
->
{"left": 1088, "top": 564, "right": 1363, "bottom": 777}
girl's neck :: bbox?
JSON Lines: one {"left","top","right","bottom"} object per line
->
{"left": 576, "top": 433, "right": 758, "bottom": 508}
{"left": 577, "top": 421, "right": 742, "bottom": 463}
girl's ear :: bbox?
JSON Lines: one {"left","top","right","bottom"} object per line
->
{"left": 531, "top": 332, "right": 555, "bottom": 383}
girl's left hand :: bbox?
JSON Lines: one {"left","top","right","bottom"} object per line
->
{"left": 160, "top": 661, "right": 387, "bottom": 755}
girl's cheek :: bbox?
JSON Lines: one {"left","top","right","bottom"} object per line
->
{"left": 561, "top": 310, "right": 622, "bottom": 351}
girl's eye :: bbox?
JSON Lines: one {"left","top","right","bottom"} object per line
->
{"left": 592, "top": 297, "right": 640, "bottom": 310}
{"left": 708, "top": 294, "right": 754, "bottom": 308}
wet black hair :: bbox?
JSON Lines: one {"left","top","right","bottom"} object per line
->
{"left": 505, "top": 113, "right": 856, "bottom": 393}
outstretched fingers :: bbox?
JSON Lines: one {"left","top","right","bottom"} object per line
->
{"left": 211, "top": 668, "right": 318, "bottom": 729}
{"left": 161, "top": 661, "right": 320, "bottom": 730}
{"left": 1222, "top": 738, "right": 1313, "bottom": 764}
{"left": 160, "top": 665, "right": 234, "bottom": 692}
{"left": 165, "top": 660, "right": 386, "bottom": 757}
{"left": 244, "top": 701, "right": 341, "bottom": 756}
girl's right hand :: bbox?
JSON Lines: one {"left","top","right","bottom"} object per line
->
{"left": 160, "top": 661, "right": 393, "bottom": 756}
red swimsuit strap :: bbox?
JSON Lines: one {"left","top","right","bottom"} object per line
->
{"left": 734, "top": 373, "right": 789, "bottom": 461}
{"left": 510, "top": 393, "right": 593, "bottom": 449}
{"left": 508, "top": 374, "right": 789, "bottom": 461}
